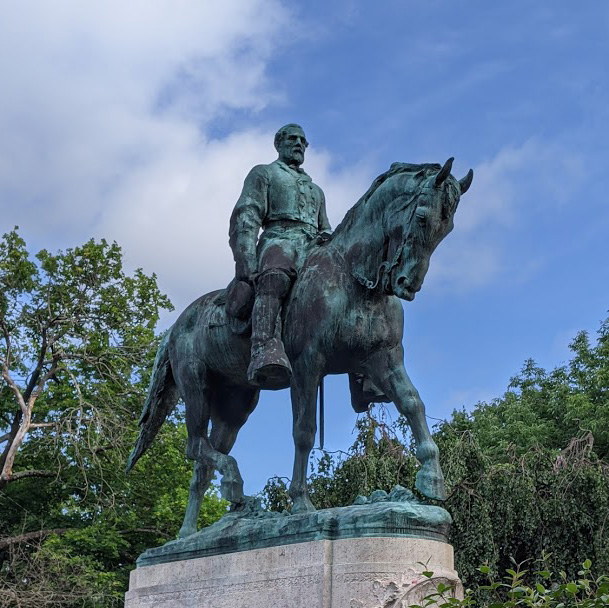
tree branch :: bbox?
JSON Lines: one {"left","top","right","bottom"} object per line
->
{"left": 23, "top": 326, "right": 48, "bottom": 402}
{"left": 0, "top": 330, "right": 27, "bottom": 415}
{"left": 0, "top": 411, "right": 22, "bottom": 472}
{"left": 0, "top": 528, "right": 71, "bottom": 551}
{"left": 4, "top": 469, "right": 56, "bottom": 482}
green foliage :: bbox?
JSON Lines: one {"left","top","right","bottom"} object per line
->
{"left": 434, "top": 315, "right": 609, "bottom": 593}
{"left": 413, "top": 560, "right": 609, "bottom": 608}
{"left": 0, "top": 229, "right": 226, "bottom": 606}
{"left": 439, "top": 317, "right": 609, "bottom": 462}
{"left": 436, "top": 430, "right": 609, "bottom": 596}
{"left": 263, "top": 411, "right": 418, "bottom": 511}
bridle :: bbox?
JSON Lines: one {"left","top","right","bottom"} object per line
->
{"left": 350, "top": 181, "right": 429, "bottom": 294}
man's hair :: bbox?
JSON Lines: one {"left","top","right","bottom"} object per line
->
{"left": 274, "top": 123, "right": 307, "bottom": 150}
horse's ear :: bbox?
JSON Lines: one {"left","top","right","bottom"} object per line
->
{"left": 434, "top": 157, "right": 454, "bottom": 187}
{"left": 459, "top": 169, "right": 474, "bottom": 194}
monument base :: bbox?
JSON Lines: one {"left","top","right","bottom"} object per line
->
{"left": 125, "top": 536, "right": 462, "bottom": 607}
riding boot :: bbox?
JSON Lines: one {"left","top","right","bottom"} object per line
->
{"left": 247, "top": 270, "right": 293, "bottom": 388}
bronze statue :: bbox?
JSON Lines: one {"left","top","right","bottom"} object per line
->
{"left": 127, "top": 126, "right": 473, "bottom": 540}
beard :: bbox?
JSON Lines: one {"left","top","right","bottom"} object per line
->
{"left": 286, "top": 148, "right": 304, "bottom": 165}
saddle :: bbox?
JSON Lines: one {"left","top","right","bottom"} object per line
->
{"left": 212, "top": 278, "right": 254, "bottom": 335}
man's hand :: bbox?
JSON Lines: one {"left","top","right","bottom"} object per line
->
{"left": 235, "top": 257, "right": 256, "bottom": 283}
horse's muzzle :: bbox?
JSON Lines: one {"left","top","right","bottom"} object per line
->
{"left": 393, "top": 275, "right": 418, "bottom": 301}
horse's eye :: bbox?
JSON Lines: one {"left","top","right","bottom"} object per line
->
{"left": 415, "top": 209, "right": 428, "bottom": 221}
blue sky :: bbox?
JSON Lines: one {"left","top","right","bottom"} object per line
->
{"left": 1, "top": 1, "right": 608, "bottom": 494}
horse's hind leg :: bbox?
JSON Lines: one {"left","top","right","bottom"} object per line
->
{"left": 179, "top": 460, "right": 215, "bottom": 538}
{"left": 364, "top": 346, "right": 446, "bottom": 501}
{"left": 180, "top": 382, "right": 259, "bottom": 537}
{"left": 208, "top": 384, "right": 260, "bottom": 508}
{"left": 179, "top": 378, "right": 214, "bottom": 538}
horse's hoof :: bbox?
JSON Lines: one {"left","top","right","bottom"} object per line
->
{"left": 291, "top": 497, "right": 316, "bottom": 514}
{"left": 178, "top": 526, "right": 197, "bottom": 538}
{"left": 220, "top": 480, "right": 245, "bottom": 505}
{"left": 415, "top": 470, "right": 447, "bottom": 501}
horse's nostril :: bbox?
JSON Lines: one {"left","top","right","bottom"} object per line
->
{"left": 397, "top": 276, "right": 406, "bottom": 286}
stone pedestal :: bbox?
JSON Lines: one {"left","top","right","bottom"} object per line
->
{"left": 125, "top": 536, "right": 462, "bottom": 608}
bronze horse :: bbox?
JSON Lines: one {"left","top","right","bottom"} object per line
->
{"left": 127, "top": 158, "right": 473, "bottom": 538}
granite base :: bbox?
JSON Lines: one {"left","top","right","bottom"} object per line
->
{"left": 125, "top": 536, "right": 462, "bottom": 608}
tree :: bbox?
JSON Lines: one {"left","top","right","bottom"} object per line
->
{"left": 0, "top": 229, "right": 226, "bottom": 606}
{"left": 0, "top": 227, "right": 172, "bottom": 488}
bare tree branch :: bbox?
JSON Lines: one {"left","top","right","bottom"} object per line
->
{"left": 0, "top": 411, "right": 22, "bottom": 472}
{"left": 1, "top": 364, "right": 27, "bottom": 416}
{"left": 0, "top": 528, "right": 71, "bottom": 551}
{"left": 0, "top": 352, "right": 66, "bottom": 488}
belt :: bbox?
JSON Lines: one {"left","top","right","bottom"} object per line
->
{"left": 263, "top": 219, "right": 317, "bottom": 231}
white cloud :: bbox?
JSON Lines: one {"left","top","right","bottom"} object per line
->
{"left": 0, "top": 1, "right": 289, "bottom": 243}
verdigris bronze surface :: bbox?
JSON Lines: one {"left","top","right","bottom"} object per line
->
{"left": 136, "top": 486, "right": 451, "bottom": 566}
{"left": 127, "top": 124, "right": 473, "bottom": 542}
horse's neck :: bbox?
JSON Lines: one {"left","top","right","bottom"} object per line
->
{"left": 331, "top": 202, "right": 383, "bottom": 259}
{"left": 329, "top": 191, "right": 389, "bottom": 284}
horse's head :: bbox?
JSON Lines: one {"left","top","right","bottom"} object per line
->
{"left": 384, "top": 158, "right": 473, "bottom": 301}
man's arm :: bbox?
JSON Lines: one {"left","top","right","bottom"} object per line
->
{"left": 229, "top": 166, "right": 269, "bottom": 281}
{"left": 317, "top": 190, "right": 332, "bottom": 234}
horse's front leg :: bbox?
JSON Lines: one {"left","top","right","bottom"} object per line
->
{"left": 365, "top": 346, "right": 446, "bottom": 501}
{"left": 288, "top": 363, "right": 320, "bottom": 513}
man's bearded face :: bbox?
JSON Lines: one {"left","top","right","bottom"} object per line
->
{"left": 277, "top": 127, "right": 308, "bottom": 167}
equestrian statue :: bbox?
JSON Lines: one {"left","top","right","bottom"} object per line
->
{"left": 126, "top": 124, "right": 473, "bottom": 539}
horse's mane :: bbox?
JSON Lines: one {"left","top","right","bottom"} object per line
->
{"left": 333, "top": 162, "right": 442, "bottom": 236}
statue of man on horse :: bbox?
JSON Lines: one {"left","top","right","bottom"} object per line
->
{"left": 127, "top": 123, "right": 474, "bottom": 537}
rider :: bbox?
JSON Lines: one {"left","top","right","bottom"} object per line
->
{"left": 229, "top": 124, "right": 331, "bottom": 388}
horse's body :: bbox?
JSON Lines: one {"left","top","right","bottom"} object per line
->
{"left": 127, "top": 159, "right": 472, "bottom": 538}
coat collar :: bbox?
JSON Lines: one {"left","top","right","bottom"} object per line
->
{"left": 275, "top": 160, "right": 311, "bottom": 181}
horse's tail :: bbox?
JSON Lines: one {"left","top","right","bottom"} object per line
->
{"left": 126, "top": 330, "right": 179, "bottom": 473}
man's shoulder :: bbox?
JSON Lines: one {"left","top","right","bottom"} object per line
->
{"left": 246, "top": 163, "right": 273, "bottom": 178}
{"left": 251, "top": 160, "right": 295, "bottom": 183}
